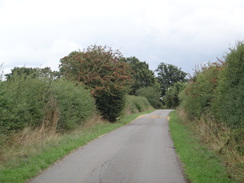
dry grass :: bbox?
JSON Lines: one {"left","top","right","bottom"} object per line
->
{"left": 0, "top": 127, "right": 59, "bottom": 164}
{"left": 177, "top": 108, "right": 244, "bottom": 183}
{"left": 0, "top": 113, "right": 108, "bottom": 166}
{"left": 0, "top": 103, "right": 62, "bottom": 165}
{"left": 82, "top": 114, "right": 107, "bottom": 129}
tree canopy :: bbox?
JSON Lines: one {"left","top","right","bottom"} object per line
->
{"left": 5, "top": 67, "right": 59, "bottom": 81}
{"left": 155, "top": 62, "right": 187, "bottom": 96}
{"left": 59, "top": 45, "right": 133, "bottom": 121}
{"left": 122, "top": 57, "right": 155, "bottom": 95}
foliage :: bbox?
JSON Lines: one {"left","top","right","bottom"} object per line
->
{"left": 121, "top": 95, "right": 153, "bottom": 116}
{"left": 163, "top": 82, "right": 185, "bottom": 108}
{"left": 59, "top": 45, "right": 133, "bottom": 122}
{"left": 5, "top": 67, "right": 60, "bottom": 81}
{"left": 179, "top": 62, "right": 221, "bottom": 119}
{"left": 215, "top": 42, "right": 244, "bottom": 128}
{"left": 155, "top": 62, "right": 188, "bottom": 96}
{"left": 48, "top": 79, "right": 96, "bottom": 131}
{"left": 135, "top": 86, "right": 162, "bottom": 108}
{"left": 180, "top": 41, "right": 244, "bottom": 128}
{"left": 95, "top": 90, "right": 126, "bottom": 122}
{"left": 122, "top": 57, "right": 156, "bottom": 95}
{"left": 0, "top": 75, "right": 96, "bottom": 135}
{"left": 178, "top": 42, "right": 244, "bottom": 182}
{"left": 0, "top": 76, "right": 49, "bottom": 134}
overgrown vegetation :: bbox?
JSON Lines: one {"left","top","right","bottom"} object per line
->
{"left": 180, "top": 42, "right": 244, "bottom": 128}
{"left": 163, "top": 82, "right": 186, "bottom": 108}
{"left": 135, "top": 86, "right": 162, "bottom": 108}
{"left": 47, "top": 79, "right": 96, "bottom": 131}
{"left": 121, "top": 95, "right": 154, "bottom": 116}
{"left": 5, "top": 41, "right": 240, "bottom": 182}
{"left": 60, "top": 45, "right": 133, "bottom": 121}
{"left": 1, "top": 45, "right": 157, "bottom": 173}
{"left": 180, "top": 42, "right": 243, "bottom": 128}
{"left": 0, "top": 72, "right": 96, "bottom": 143}
{"left": 215, "top": 42, "right": 244, "bottom": 128}
{"left": 179, "top": 41, "right": 244, "bottom": 182}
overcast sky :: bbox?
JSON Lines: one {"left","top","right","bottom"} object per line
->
{"left": 1, "top": 0, "right": 244, "bottom": 76}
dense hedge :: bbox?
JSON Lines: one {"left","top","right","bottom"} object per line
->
{"left": 215, "top": 42, "right": 244, "bottom": 128}
{"left": 180, "top": 42, "right": 244, "bottom": 128}
{"left": 136, "top": 87, "right": 162, "bottom": 108}
{"left": 48, "top": 79, "right": 96, "bottom": 131}
{"left": 121, "top": 95, "right": 153, "bottom": 116}
{"left": 0, "top": 76, "right": 96, "bottom": 134}
{"left": 0, "top": 76, "right": 49, "bottom": 133}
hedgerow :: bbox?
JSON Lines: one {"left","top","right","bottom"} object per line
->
{"left": 121, "top": 95, "right": 153, "bottom": 116}
{"left": 179, "top": 41, "right": 244, "bottom": 128}
{"left": 178, "top": 42, "right": 244, "bottom": 182}
{"left": 215, "top": 42, "right": 244, "bottom": 128}
{"left": 136, "top": 86, "right": 162, "bottom": 108}
{"left": 0, "top": 74, "right": 96, "bottom": 136}
{"left": 48, "top": 79, "right": 96, "bottom": 131}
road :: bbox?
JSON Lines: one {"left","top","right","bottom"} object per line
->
{"left": 30, "top": 110, "right": 186, "bottom": 183}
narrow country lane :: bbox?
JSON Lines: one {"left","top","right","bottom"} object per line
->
{"left": 30, "top": 110, "right": 186, "bottom": 183}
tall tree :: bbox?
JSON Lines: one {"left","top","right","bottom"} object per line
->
{"left": 155, "top": 62, "right": 187, "bottom": 96}
{"left": 59, "top": 45, "right": 133, "bottom": 122}
{"left": 122, "top": 57, "right": 155, "bottom": 95}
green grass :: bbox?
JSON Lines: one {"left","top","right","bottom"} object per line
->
{"left": 0, "top": 110, "right": 154, "bottom": 183}
{"left": 169, "top": 111, "right": 236, "bottom": 183}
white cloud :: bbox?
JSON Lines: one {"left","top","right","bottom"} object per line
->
{"left": 1, "top": 0, "right": 244, "bottom": 75}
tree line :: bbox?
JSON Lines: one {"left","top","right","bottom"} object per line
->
{"left": 1, "top": 42, "right": 242, "bottom": 136}
{"left": 1, "top": 45, "right": 187, "bottom": 127}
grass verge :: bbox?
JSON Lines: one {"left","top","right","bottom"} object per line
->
{"left": 169, "top": 111, "right": 236, "bottom": 183}
{"left": 0, "top": 110, "right": 154, "bottom": 183}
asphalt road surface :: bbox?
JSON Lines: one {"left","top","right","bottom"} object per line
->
{"left": 30, "top": 110, "right": 186, "bottom": 183}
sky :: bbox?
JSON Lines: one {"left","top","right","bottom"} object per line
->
{"left": 1, "top": 0, "right": 244, "bottom": 76}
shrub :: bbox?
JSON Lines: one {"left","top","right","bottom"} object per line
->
{"left": 0, "top": 75, "right": 50, "bottom": 133}
{"left": 163, "top": 82, "right": 185, "bottom": 108}
{"left": 215, "top": 42, "right": 244, "bottom": 128}
{"left": 121, "top": 95, "right": 153, "bottom": 116}
{"left": 179, "top": 63, "right": 218, "bottom": 119}
{"left": 180, "top": 41, "right": 244, "bottom": 128}
{"left": 0, "top": 75, "right": 97, "bottom": 134}
{"left": 136, "top": 87, "right": 162, "bottom": 108}
{"left": 95, "top": 90, "right": 126, "bottom": 122}
{"left": 49, "top": 79, "right": 96, "bottom": 131}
